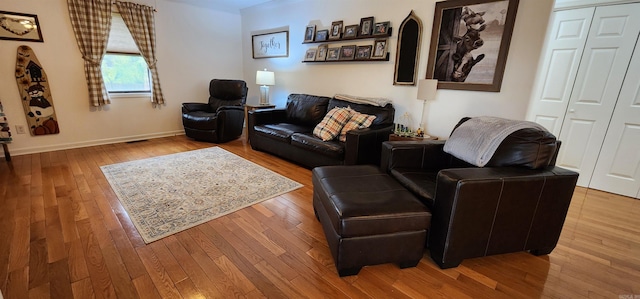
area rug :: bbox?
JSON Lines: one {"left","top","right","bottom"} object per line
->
{"left": 100, "top": 147, "right": 303, "bottom": 243}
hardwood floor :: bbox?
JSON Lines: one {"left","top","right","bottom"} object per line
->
{"left": 1, "top": 135, "right": 639, "bottom": 298}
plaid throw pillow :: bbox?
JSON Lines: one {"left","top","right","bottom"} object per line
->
{"left": 339, "top": 111, "right": 376, "bottom": 142}
{"left": 313, "top": 107, "right": 353, "bottom": 141}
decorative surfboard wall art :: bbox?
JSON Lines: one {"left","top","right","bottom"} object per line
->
{"left": 15, "top": 45, "right": 59, "bottom": 135}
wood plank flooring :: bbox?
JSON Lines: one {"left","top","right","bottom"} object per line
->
{"left": 1, "top": 135, "right": 639, "bottom": 298}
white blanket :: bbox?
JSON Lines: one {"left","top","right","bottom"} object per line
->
{"left": 334, "top": 94, "right": 392, "bottom": 107}
{"left": 443, "top": 116, "right": 548, "bottom": 167}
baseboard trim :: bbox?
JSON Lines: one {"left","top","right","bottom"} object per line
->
{"left": 10, "top": 130, "right": 186, "bottom": 156}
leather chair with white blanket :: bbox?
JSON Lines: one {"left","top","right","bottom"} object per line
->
{"left": 380, "top": 117, "right": 579, "bottom": 268}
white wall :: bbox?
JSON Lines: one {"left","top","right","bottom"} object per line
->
{"left": 0, "top": 0, "right": 243, "bottom": 155}
{"left": 241, "top": 0, "right": 554, "bottom": 138}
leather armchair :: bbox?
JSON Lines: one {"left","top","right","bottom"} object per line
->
{"left": 380, "top": 118, "right": 579, "bottom": 268}
{"left": 182, "top": 79, "right": 248, "bottom": 143}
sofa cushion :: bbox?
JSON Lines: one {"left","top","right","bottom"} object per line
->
{"left": 292, "top": 133, "right": 345, "bottom": 159}
{"left": 338, "top": 110, "right": 376, "bottom": 142}
{"left": 286, "top": 94, "right": 331, "bottom": 127}
{"left": 253, "top": 123, "right": 312, "bottom": 143}
{"left": 389, "top": 168, "right": 438, "bottom": 208}
{"left": 329, "top": 98, "right": 394, "bottom": 126}
{"left": 313, "top": 107, "right": 353, "bottom": 141}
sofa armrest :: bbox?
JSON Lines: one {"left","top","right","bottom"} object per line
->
{"left": 428, "top": 166, "right": 578, "bottom": 268}
{"left": 247, "top": 108, "right": 287, "bottom": 127}
{"left": 343, "top": 124, "right": 394, "bottom": 165}
{"left": 380, "top": 140, "right": 449, "bottom": 173}
{"left": 182, "top": 102, "right": 212, "bottom": 113}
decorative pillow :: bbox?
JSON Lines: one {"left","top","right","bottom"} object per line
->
{"left": 339, "top": 111, "right": 376, "bottom": 142}
{"left": 313, "top": 107, "right": 353, "bottom": 141}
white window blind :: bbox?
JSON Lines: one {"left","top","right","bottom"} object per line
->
{"left": 106, "top": 13, "right": 139, "bottom": 53}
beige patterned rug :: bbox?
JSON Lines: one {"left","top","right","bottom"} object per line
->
{"left": 100, "top": 147, "right": 303, "bottom": 243}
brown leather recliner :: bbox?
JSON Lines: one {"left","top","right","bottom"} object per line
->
{"left": 182, "top": 79, "right": 248, "bottom": 143}
{"left": 380, "top": 117, "right": 579, "bottom": 269}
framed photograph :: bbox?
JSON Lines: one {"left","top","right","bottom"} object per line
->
{"left": 315, "top": 29, "right": 329, "bottom": 42}
{"left": 359, "top": 17, "right": 374, "bottom": 36}
{"left": 343, "top": 25, "right": 359, "bottom": 39}
{"left": 316, "top": 44, "right": 328, "bottom": 61}
{"left": 372, "top": 39, "right": 388, "bottom": 59}
{"left": 0, "top": 10, "right": 44, "bottom": 42}
{"left": 339, "top": 45, "right": 356, "bottom": 61}
{"left": 373, "top": 21, "right": 391, "bottom": 36}
{"left": 425, "top": 0, "right": 520, "bottom": 91}
{"left": 326, "top": 47, "right": 341, "bottom": 61}
{"left": 304, "top": 25, "right": 315, "bottom": 42}
{"left": 355, "top": 45, "right": 372, "bottom": 60}
{"left": 252, "top": 30, "right": 289, "bottom": 59}
{"left": 304, "top": 48, "right": 317, "bottom": 61}
{"left": 329, "top": 21, "right": 343, "bottom": 40}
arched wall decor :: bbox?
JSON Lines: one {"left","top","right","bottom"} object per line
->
{"left": 394, "top": 11, "right": 423, "bottom": 85}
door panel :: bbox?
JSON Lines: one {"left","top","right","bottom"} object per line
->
{"left": 527, "top": 8, "right": 594, "bottom": 136}
{"left": 590, "top": 34, "right": 640, "bottom": 198}
{"left": 557, "top": 4, "right": 640, "bottom": 187}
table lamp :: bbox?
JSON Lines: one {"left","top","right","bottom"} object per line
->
{"left": 416, "top": 79, "right": 438, "bottom": 136}
{"left": 256, "top": 69, "right": 275, "bottom": 105}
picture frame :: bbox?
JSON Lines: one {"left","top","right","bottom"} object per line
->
{"left": 304, "top": 25, "right": 315, "bottom": 42}
{"left": 359, "top": 16, "right": 374, "bottom": 37}
{"left": 316, "top": 44, "right": 328, "bottom": 61}
{"left": 355, "top": 45, "right": 372, "bottom": 60}
{"left": 326, "top": 47, "right": 341, "bottom": 61}
{"left": 425, "top": 0, "right": 520, "bottom": 92}
{"left": 339, "top": 45, "right": 356, "bottom": 61}
{"left": 252, "top": 30, "right": 289, "bottom": 59}
{"left": 329, "top": 21, "right": 343, "bottom": 40}
{"left": 371, "top": 39, "right": 388, "bottom": 59}
{"left": 304, "top": 48, "right": 317, "bottom": 61}
{"left": 343, "top": 24, "right": 359, "bottom": 39}
{"left": 373, "top": 21, "right": 391, "bottom": 36}
{"left": 0, "top": 10, "right": 44, "bottom": 42}
{"left": 315, "top": 29, "right": 329, "bottom": 42}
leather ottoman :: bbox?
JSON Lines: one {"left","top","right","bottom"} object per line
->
{"left": 312, "top": 165, "right": 432, "bottom": 276}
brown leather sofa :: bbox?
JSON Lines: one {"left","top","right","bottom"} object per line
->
{"left": 182, "top": 79, "right": 248, "bottom": 143}
{"left": 380, "top": 118, "right": 579, "bottom": 268}
{"left": 247, "top": 94, "right": 395, "bottom": 168}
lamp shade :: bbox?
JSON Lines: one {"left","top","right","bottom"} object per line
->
{"left": 417, "top": 79, "right": 438, "bottom": 101}
{"left": 256, "top": 70, "right": 275, "bottom": 86}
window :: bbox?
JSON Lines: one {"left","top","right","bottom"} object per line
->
{"left": 101, "top": 13, "right": 151, "bottom": 94}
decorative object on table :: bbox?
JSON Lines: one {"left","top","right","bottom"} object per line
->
{"left": 355, "top": 45, "right": 372, "bottom": 60}
{"left": 373, "top": 21, "right": 391, "bottom": 35}
{"left": 316, "top": 44, "right": 328, "bottom": 61}
{"left": 304, "top": 25, "right": 315, "bottom": 42}
{"left": 326, "top": 47, "right": 341, "bottom": 61}
{"left": 359, "top": 16, "right": 374, "bottom": 36}
{"left": 339, "top": 45, "right": 356, "bottom": 60}
{"left": 416, "top": 79, "right": 438, "bottom": 137}
{"left": 256, "top": 69, "right": 275, "bottom": 105}
{"left": 252, "top": 30, "right": 289, "bottom": 58}
{"left": 329, "top": 20, "right": 343, "bottom": 40}
{"left": 101, "top": 147, "right": 303, "bottom": 243}
{"left": 343, "top": 24, "right": 359, "bottom": 39}
{"left": 371, "top": 39, "right": 388, "bottom": 59}
{"left": 315, "top": 29, "right": 328, "bottom": 41}
{"left": 425, "top": 0, "right": 520, "bottom": 92}
{"left": 304, "top": 48, "right": 317, "bottom": 61}
{"left": 394, "top": 112, "right": 415, "bottom": 137}
{"left": 0, "top": 10, "right": 43, "bottom": 42}
{"left": 15, "top": 45, "right": 59, "bottom": 136}
{"left": 394, "top": 11, "right": 423, "bottom": 86}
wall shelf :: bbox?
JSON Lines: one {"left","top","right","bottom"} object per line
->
{"left": 302, "top": 29, "right": 392, "bottom": 44}
{"left": 302, "top": 53, "right": 390, "bottom": 63}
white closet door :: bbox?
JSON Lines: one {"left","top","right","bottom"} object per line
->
{"left": 556, "top": 3, "right": 640, "bottom": 187}
{"left": 589, "top": 34, "right": 640, "bottom": 198}
{"left": 527, "top": 8, "right": 594, "bottom": 136}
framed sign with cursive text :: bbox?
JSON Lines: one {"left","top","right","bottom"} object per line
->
{"left": 252, "top": 30, "right": 289, "bottom": 59}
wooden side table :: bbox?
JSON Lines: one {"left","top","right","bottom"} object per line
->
{"left": 1, "top": 142, "right": 10, "bottom": 161}
{"left": 388, "top": 134, "right": 438, "bottom": 141}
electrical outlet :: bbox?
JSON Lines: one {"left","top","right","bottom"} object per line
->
{"left": 15, "top": 125, "right": 26, "bottom": 134}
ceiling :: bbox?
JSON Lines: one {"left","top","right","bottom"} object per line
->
{"left": 165, "top": 0, "right": 273, "bottom": 13}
